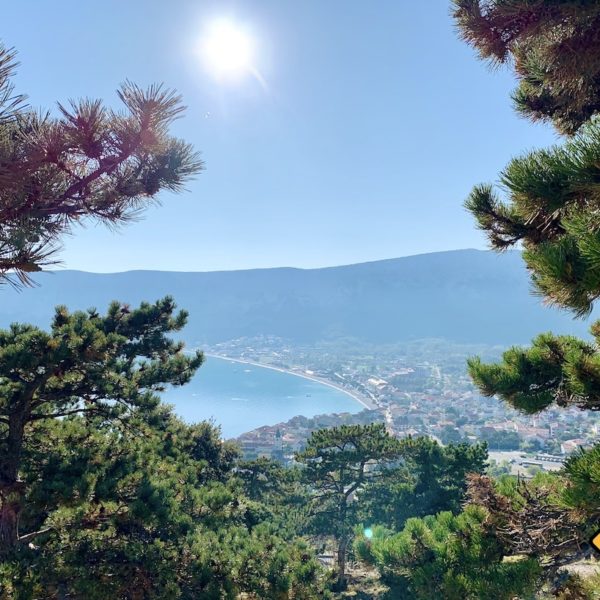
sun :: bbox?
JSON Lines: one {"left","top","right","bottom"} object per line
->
{"left": 200, "top": 19, "right": 255, "bottom": 80}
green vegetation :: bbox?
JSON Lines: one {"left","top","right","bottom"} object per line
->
{"left": 458, "top": 2, "right": 600, "bottom": 414}
{"left": 0, "top": 43, "right": 202, "bottom": 286}
{"left": 0, "top": 304, "right": 597, "bottom": 599}
{"left": 358, "top": 437, "right": 487, "bottom": 531}
{"left": 448, "top": 2, "right": 600, "bottom": 597}
{"left": 5, "top": 2, "right": 600, "bottom": 597}
{"left": 480, "top": 428, "right": 520, "bottom": 450}
{"left": 468, "top": 325, "right": 600, "bottom": 413}
{"left": 355, "top": 507, "right": 541, "bottom": 599}
{"left": 453, "top": 1, "right": 600, "bottom": 135}
{"left": 0, "top": 297, "right": 203, "bottom": 555}
{"left": 0, "top": 300, "right": 333, "bottom": 597}
{"left": 0, "top": 406, "right": 328, "bottom": 598}
{"left": 354, "top": 457, "right": 600, "bottom": 599}
{"left": 465, "top": 123, "right": 600, "bottom": 317}
{"left": 295, "top": 423, "right": 402, "bottom": 589}
{"left": 0, "top": 367, "right": 493, "bottom": 599}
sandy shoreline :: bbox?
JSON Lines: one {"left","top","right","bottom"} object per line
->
{"left": 203, "top": 353, "right": 376, "bottom": 411}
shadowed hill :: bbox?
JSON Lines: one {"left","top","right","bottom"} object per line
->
{"left": 0, "top": 249, "right": 592, "bottom": 345}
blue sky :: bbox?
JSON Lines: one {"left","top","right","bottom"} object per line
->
{"left": 5, "top": 0, "right": 558, "bottom": 272}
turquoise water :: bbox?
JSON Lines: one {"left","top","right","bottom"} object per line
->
{"left": 163, "top": 356, "right": 361, "bottom": 438}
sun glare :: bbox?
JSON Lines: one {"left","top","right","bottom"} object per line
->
{"left": 200, "top": 19, "right": 255, "bottom": 80}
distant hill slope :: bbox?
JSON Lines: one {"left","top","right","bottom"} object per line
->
{"left": 0, "top": 249, "right": 593, "bottom": 345}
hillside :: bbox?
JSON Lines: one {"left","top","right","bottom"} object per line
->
{"left": 0, "top": 249, "right": 593, "bottom": 345}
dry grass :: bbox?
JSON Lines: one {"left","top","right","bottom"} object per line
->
{"left": 333, "top": 563, "right": 389, "bottom": 600}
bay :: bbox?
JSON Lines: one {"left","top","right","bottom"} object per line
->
{"left": 163, "top": 355, "right": 362, "bottom": 438}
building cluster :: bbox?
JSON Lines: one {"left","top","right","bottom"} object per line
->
{"left": 208, "top": 336, "right": 600, "bottom": 466}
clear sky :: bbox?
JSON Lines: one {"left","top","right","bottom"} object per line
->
{"left": 4, "top": 0, "right": 558, "bottom": 272}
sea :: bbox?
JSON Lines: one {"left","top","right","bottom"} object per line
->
{"left": 163, "top": 355, "right": 361, "bottom": 438}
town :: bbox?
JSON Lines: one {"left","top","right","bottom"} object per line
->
{"left": 203, "top": 336, "right": 600, "bottom": 474}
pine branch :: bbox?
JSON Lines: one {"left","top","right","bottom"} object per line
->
{"left": 0, "top": 57, "right": 203, "bottom": 286}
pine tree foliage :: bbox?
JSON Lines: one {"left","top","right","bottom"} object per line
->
{"left": 354, "top": 505, "right": 541, "bottom": 600}
{"left": 563, "top": 443, "right": 600, "bottom": 516}
{"left": 467, "top": 325, "right": 600, "bottom": 412}
{"left": 295, "top": 423, "right": 402, "bottom": 589}
{"left": 0, "top": 297, "right": 203, "bottom": 555}
{"left": 453, "top": 0, "right": 600, "bottom": 135}
{"left": 466, "top": 120, "right": 600, "bottom": 316}
{"left": 0, "top": 300, "right": 329, "bottom": 598}
{"left": 0, "top": 410, "right": 329, "bottom": 599}
{"left": 0, "top": 42, "right": 202, "bottom": 286}
{"left": 0, "top": 46, "right": 24, "bottom": 124}
{"left": 466, "top": 473, "right": 588, "bottom": 567}
{"left": 456, "top": 3, "right": 600, "bottom": 414}
{"left": 356, "top": 455, "right": 600, "bottom": 598}
{"left": 358, "top": 437, "right": 488, "bottom": 531}
{"left": 234, "top": 457, "right": 309, "bottom": 519}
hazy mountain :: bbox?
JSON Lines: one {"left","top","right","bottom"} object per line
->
{"left": 0, "top": 249, "right": 593, "bottom": 346}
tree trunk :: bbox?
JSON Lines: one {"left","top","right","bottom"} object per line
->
{"left": 0, "top": 414, "right": 27, "bottom": 555}
{"left": 0, "top": 481, "right": 24, "bottom": 555}
{"left": 336, "top": 536, "right": 348, "bottom": 590}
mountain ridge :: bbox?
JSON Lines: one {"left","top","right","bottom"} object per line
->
{"left": 43, "top": 248, "right": 492, "bottom": 276}
{"left": 0, "top": 249, "right": 592, "bottom": 346}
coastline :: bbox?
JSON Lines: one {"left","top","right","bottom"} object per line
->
{"left": 203, "top": 353, "right": 376, "bottom": 411}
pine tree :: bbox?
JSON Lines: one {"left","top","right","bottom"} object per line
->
{"left": 295, "top": 423, "right": 402, "bottom": 589}
{"left": 453, "top": 3, "right": 600, "bottom": 414}
{"left": 358, "top": 437, "right": 488, "bottom": 531}
{"left": 467, "top": 326, "right": 600, "bottom": 412}
{"left": 465, "top": 121, "right": 600, "bottom": 317}
{"left": 0, "top": 409, "right": 330, "bottom": 599}
{"left": 453, "top": 0, "right": 600, "bottom": 135}
{"left": 0, "top": 297, "right": 203, "bottom": 555}
{"left": 0, "top": 42, "right": 202, "bottom": 286}
{"left": 466, "top": 472, "right": 589, "bottom": 568}
{"left": 354, "top": 506, "right": 541, "bottom": 600}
